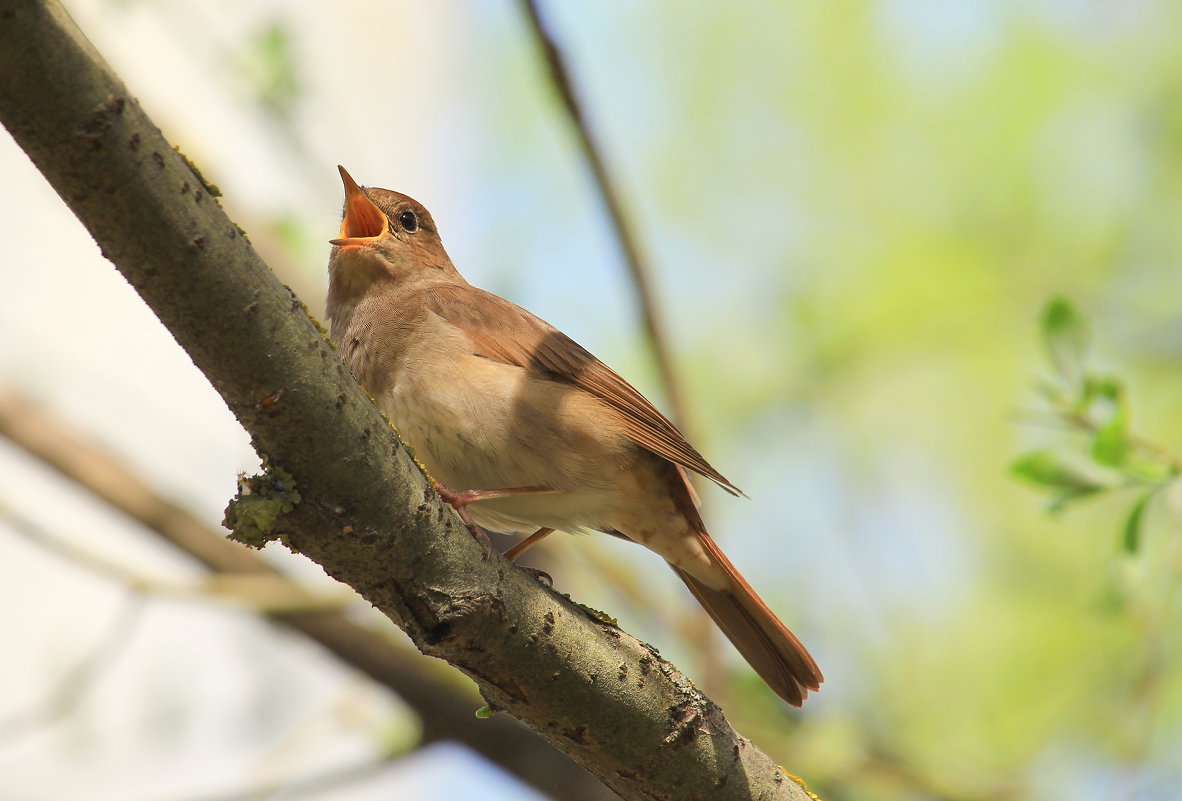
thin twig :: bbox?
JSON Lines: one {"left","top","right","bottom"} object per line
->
{"left": 1063, "top": 411, "right": 1182, "bottom": 473}
{"left": 0, "top": 500, "right": 351, "bottom": 612}
{"left": 519, "top": 0, "right": 686, "bottom": 428}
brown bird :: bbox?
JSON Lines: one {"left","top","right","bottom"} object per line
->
{"left": 326, "top": 166, "right": 823, "bottom": 706}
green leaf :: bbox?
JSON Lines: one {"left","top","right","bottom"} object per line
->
{"left": 1121, "top": 492, "right": 1152, "bottom": 554}
{"left": 1041, "top": 297, "right": 1089, "bottom": 384}
{"left": 474, "top": 705, "right": 495, "bottom": 719}
{"left": 1085, "top": 375, "right": 1123, "bottom": 403}
{"left": 1091, "top": 402, "right": 1130, "bottom": 467}
{"left": 1011, "top": 450, "right": 1102, "bottom": 492}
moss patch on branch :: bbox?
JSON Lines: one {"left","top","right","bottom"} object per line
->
{"left": 223, "top": 465, "right": 301, "bottom": 547}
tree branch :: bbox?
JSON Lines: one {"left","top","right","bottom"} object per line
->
{"left": 0, "top": 2, "right": 810, "bottom": 798}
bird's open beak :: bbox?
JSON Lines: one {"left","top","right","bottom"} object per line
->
{"left": 330, "top": 165, "right": 388, "bottom": 248}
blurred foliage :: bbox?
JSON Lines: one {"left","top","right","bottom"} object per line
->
{"left": 234, "top": 19, "right": 301, "bottom": 124}
{"left": 495, "top": 4, "right": 1182, "bottom": 801}
{"left": 1012, "top": 297, "right": 1178, "bottom": 528}
{"left": 1006, "top": 297, "right": 1182, "bottom": 801}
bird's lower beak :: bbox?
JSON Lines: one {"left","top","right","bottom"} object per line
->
{"left": 330, "top": 165, "right": 388, "bottom": 248}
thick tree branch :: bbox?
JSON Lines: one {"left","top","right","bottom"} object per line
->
{"left": 0, "top": 2, "right": 810, "bottom": 799}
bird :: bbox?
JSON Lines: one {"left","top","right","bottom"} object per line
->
{"left": 325, "top": 166, "right": 823, "bottom": 706}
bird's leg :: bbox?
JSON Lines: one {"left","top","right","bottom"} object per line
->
{"left": 503, "top": 527, "right": 555, "bottom": 562}
{"left": 431, "top": 481, "right": 560, "bottom": 541}
{"left": 434, "top": 483, "right": 561, "bottom": 511}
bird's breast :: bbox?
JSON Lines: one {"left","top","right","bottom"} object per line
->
{"left": 377, "top": 337, "right": 639, "bottom": 535}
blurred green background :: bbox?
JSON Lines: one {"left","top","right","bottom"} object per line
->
{"left": 2, "top": 1, "right": 1180, "bottom": 799}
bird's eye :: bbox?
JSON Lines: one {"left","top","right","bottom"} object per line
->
{"left": 398, "top": 211, "right": 418, "bottom": 232}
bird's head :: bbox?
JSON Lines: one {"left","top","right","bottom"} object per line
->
{"left": 327, "top": 166, "right": 460, "bottom": 297}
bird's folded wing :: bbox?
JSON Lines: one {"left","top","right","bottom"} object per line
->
{"left": 421, "top": 283, "right": 742, "bottom": 496}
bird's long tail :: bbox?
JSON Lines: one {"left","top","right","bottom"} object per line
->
{"left": 670, "top": 531, "right": 822, "bottom": 707}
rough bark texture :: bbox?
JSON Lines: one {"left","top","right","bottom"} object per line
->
{"left": 0, "top": 2, "right": 813, "bottom": 799}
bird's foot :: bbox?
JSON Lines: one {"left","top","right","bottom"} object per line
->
{"left": 519, "top": 567, "right": 553, "bottom": 587}
{"left": 504, "top": 527, "right": 556, "bottom": 583}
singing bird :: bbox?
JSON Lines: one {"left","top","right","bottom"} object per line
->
{"left": 325, "top": 167, "right": 822, "bottom": 706}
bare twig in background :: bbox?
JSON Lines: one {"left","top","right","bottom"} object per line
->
{"left": 0, "top": 501, "right": 349, "bottom": 612}
{"left": 0, "top": 385, "right": 611, "bottom": 801}
{"left": 0, "top": 593, "right": 144, "bottom": 743}
{"left": 518, "top": 0, "right": 685, "bottom": 428}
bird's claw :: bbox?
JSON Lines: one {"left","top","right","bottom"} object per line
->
{"left": 518, "top": 566, "right": 553, "bottom": 587}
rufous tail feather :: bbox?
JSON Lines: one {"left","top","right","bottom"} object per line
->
{"left": 671, "top": 532, "right": 822, "bottom": 707}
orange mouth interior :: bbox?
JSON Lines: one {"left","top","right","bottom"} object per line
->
{"left": 333, "top": 166, "right": 387, "bottom": 245}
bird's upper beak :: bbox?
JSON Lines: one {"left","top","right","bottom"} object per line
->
{"left": 330, "top": 165, "right": 388, "bottom": 248}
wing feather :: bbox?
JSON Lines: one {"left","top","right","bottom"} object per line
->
{"left": 420, "top": 283, "right": 741, "bottom": 495}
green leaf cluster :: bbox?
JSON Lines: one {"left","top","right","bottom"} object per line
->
{"left": 1012, "top": 298, "right": 1178, "bottom": 553}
